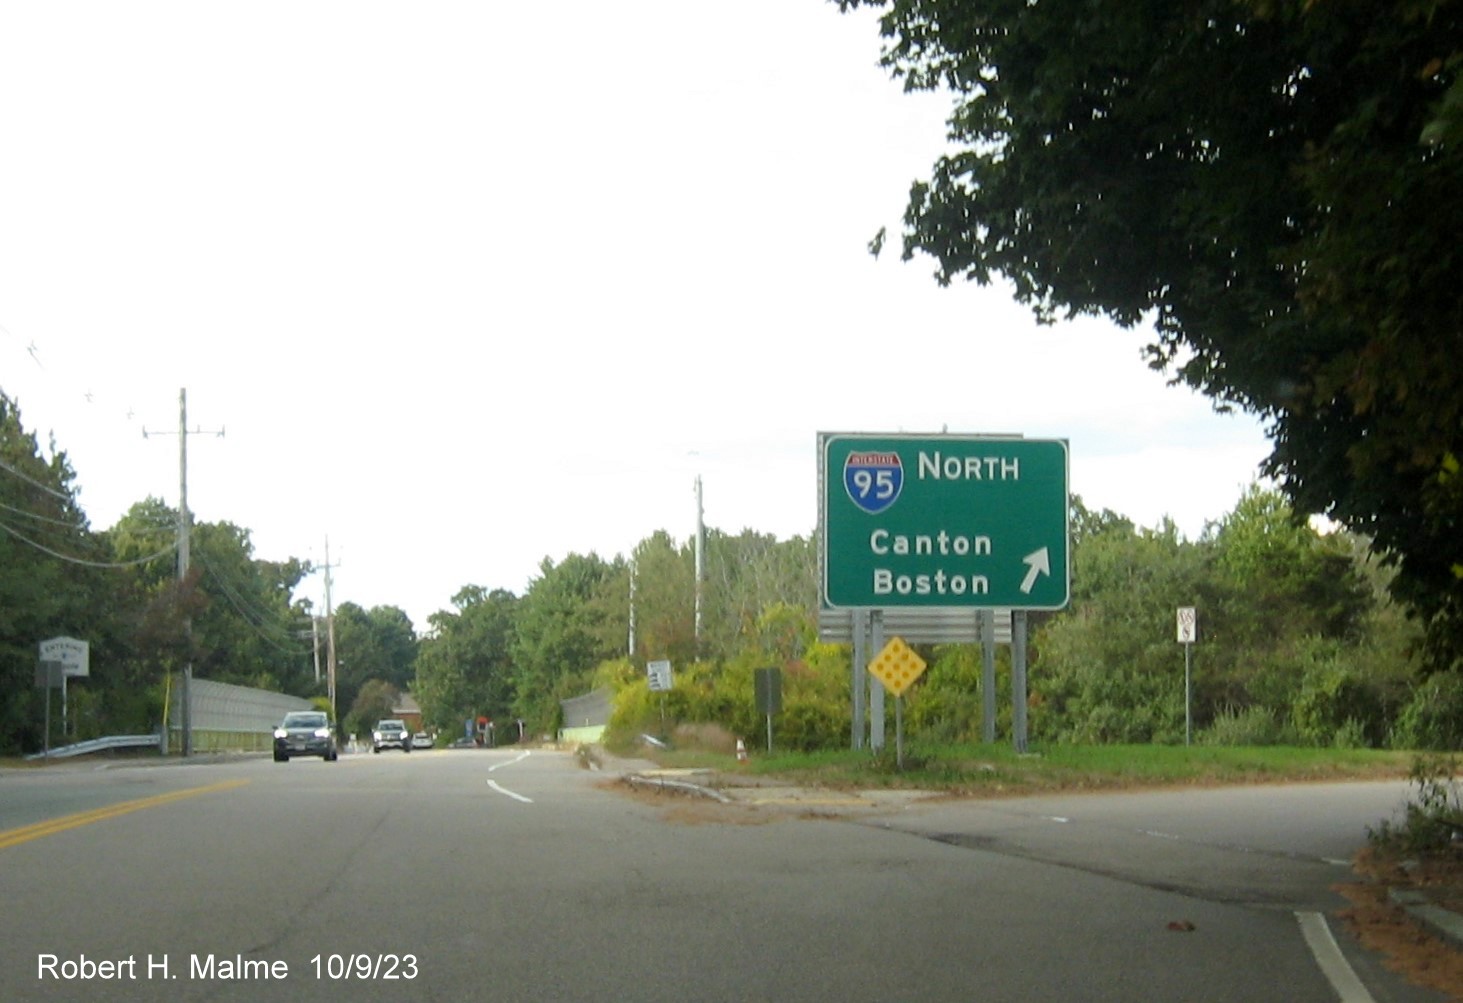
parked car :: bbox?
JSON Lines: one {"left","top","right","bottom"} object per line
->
{"left": 372, "top": 719, "right": 412, "bottom": 753}
{"left": 273, "top": 710, "right": 338, "bottom": 762}
{"left": 411, "top": 731, "right": 434, "bottom": 750}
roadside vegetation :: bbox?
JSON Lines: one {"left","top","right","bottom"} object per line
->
{"left": 617, "top": 740, "right": 1416, "bottom": 795}
{"left": 1, "top": 385, "right": 1460, "bottom": 762}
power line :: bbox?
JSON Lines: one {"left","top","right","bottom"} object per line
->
{"left": 0, "top": 455, "right": 72, "bottom": 501}
{"left": 196, "top": 549, "right": 311, "bottom": 655}
{"left": 0, "top": 498, "right": 89, "bottom": 529}
{"left": 0, "top": 517, "right": 176, "bottom": 568}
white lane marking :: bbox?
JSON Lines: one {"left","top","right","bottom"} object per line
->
{"left": 1044, "top": 816, "right": 1070, "bottom": 823}
{"left": 487, "top": 780, "right": 533, "bottom": 804}
{"left": 1140, "top": 829, "right": 1182, "bottom": 840}
{"left": 1296, "top": 911, "right": 1374, "bottom": 1003}
{"left": 486, "top": 751, "right": 531, "bottom": 773}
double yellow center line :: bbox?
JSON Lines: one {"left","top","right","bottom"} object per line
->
{"left": 0, "top": 779, "right": 250, "bottom": 851}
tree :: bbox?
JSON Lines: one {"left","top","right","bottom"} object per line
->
{"left": 511, "top": 553, "right": 621, "bottom": 730}
{"left": 0, "top": 393, "right": 104, "bottom": 751}
{"left": 1208, "top": 485, "right": 1369, "bottom": 647}
{"left": 1034, "top": 517, "right": 1208, "bottom": 742}
{"left": 332, "top": 602, "right": 418, "bottom": 716}
{"left": 627, "top": 531, "right": 696, "bottom": 666}
{"left": 701, "top": 529, "right": 818, "bottom": 658}
{"left": 344, "top": 678, "right": 400, "bottom": 739}
{"left": 414, "top": 585, "right": 518, "bottom": 733}
{"left": 842, "top": 0, "right": 1463, "bottom": 664}
{"left": 188, "top": 520, "right": 314, "bottom": 692}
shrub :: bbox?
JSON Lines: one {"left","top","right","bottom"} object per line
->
{"left": 1291, "top": 661, "right": 1384, "bottom": 747}
{"left": 1200, "top": 704, "right": 1294, "bottom": 746}
{"left": 1391, "top": 672, "right": 1463, "bottom": 750}
{"left": 1369, "top": 755, "right": 1463, "bottom": 852}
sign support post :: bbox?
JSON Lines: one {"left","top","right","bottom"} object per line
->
{"left": 866, "top": 638, "right": 927, "bottom": 771}
{"left": 647, "top": 660, "right": 673, "bottom": 740}
{"left": 895, "top": 695, "right": 905, "bottom": 770}
{"left": 1012, "top": 611, "right": 1029, "bottom": 753}
{"left": 851, "top": 610, "right": 867, "bottom": 750}
{"left": 819, "top": 433, "right": 1070, "bottom": 755}
{"left": 869, "top": 612, "right": 885, "bottom": 752}
{"left": 1185, "top": 644, "right": 1193, "bottom": 746}
{"left": 981, "top": 609, "right": 997, "bottom": 744}
{"left": 1177, "top": 607, "right": 1198, "bottom": 745}
{"left": 754, "top": 668, "right": 782, "bottom": 753}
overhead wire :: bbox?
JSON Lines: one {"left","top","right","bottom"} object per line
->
{"left": 0, "top": 516, "right": 177, "bottom": 568}
{"left": 196, "top": 549, "right": 312, "bottom": 656}
{"left": 0, "top": 455, "right": 73, "bottom": 501}
{"left": 0, "top": 497, "right": 90, "bottom": 528}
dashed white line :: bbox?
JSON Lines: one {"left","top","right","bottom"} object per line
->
{"left": 487, "top": 780, "right": 533, "bottom": 804}
{"left": 1297, "top": 911, "right": 1373, "bottom": 1003}
{"left": 485, "top": 751, "right": 534, "bottom": 802}
{"left": 486, "top": 751, "right": 531, "bottom": 773}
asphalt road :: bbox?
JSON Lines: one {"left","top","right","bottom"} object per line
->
{"left": 0, "top": 750, "right": 1446, "bottom": 1002}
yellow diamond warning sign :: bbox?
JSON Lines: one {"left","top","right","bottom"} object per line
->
{"left": 867, "top": 636, "right": 927, "bottom": 697}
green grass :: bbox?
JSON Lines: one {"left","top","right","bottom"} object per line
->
{"left": 640, "top": 742, "right": 1416, "bottom": 796}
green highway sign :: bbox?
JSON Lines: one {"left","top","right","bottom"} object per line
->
{"left": 819, "top": 433, "right": 1070, "bottom": 610}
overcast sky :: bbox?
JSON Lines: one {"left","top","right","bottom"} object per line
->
{"left": 0, "top": 0, "right": 1272, "bottom": 630}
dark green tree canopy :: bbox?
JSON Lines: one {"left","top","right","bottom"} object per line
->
{"left": 842, "top": 0, "right": 1463, "bottom": 662}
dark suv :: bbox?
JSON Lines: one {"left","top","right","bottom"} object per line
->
{"left": 373, "top": 719, "right": 412, "bottom": 753}
{"left": 273, "top": 710, "right": 339, "bottom": 762}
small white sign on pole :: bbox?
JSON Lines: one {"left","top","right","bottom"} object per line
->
{"left": 647, "top": 660, "right": 673, "bottom": 693}
{"left": 1176, "top": 607, "right": 1198, "bottom": 645}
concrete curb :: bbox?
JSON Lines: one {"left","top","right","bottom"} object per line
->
{"left": 625, "top": 772, "right": 732, "bottom": 803}
{"left": 1388, "top": 888, "right": 1463, "bottom": 951}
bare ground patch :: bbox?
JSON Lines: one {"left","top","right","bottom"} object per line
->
{"left": 598, "top": 776, "right": 779, "bottom": 825}
{"left": 1333, "top": 846, "right": 1463, "bottom": 1000}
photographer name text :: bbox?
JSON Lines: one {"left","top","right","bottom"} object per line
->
{"left": 37, "top": 952, "right": 419, "bottom": 981}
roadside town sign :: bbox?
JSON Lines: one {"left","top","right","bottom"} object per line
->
{"left": 38, "top": 636, "right": 89, "bottom": 679}
{"left": 819, "top": 433, "right": 1070, "bottom": 610}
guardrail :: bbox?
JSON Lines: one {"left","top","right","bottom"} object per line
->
{"left": 24, "top": 734, "right": 163, "bottom": 761}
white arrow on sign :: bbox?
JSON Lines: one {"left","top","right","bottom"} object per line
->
{"left": 1020, "top": 547, "right": 1050, "bottom": 594}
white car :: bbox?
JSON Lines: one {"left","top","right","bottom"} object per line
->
{"left": 411, "top": 731, "right": 434, "bottom": 750}
{"left": 372, "top": 719, "right": 411, "bottom": 753}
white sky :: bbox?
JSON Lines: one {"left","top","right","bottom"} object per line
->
{"left": 0, "top": 0, "right": 1272, "bottom": 631}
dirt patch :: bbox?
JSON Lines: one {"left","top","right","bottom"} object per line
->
{"left": 1336, "top": 880, "right": 1463, "bottom": 1000}
{"left": 1335, "top": 845, "right": 1463, "bottom": 999}
{"left": 1357, "top": 843, "right": 1463, "bottom": 916}
{"left": 601, "top": 777, "right": 778, "bottom": 825}
{"left": 670, "top": 723, "right": 739, "bottom": 756}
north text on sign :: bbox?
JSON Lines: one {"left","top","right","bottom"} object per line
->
{"left": 918, "top": 451, "right": 1020, "bottom": 481}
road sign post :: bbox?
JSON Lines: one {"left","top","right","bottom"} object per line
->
{"left": 647, "top": 660, "right": 673, "bottom": 738}
{"left": 1177, "top": 607, "right": 1198, "bottom": 745}
{"left": 755, "top": 667, "right": 782, "bottom": 753}
{"left": 820, "top": 433, "right": 1069, "bottom": 753}
{"left": 867, "top": 637, "right": 927, "bottom": 770}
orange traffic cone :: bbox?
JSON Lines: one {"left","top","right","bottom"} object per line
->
{"left": 736, "top": 738, "right": 748, "bottom": 763}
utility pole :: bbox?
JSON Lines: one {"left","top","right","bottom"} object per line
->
{"left": 143, "top": 388, "right": 223, "bottom": 756}
{"left": 627, "top": 559, "right": 637, "bottom": 658}
{"left": 694, "top": 475, "right": 705, "bottom": 652}
{"left": 311, "top": 614, "right": 322, "bottom": 685}
{"left": 323, "top": 536, "right": 339, "bottom": 722}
